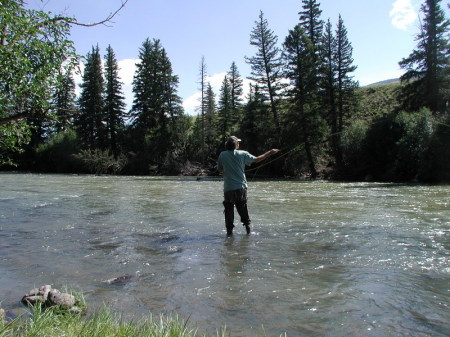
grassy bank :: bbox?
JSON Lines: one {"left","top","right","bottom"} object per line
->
{"left": 0, "top": 305, "right": 229, "bottom": 337}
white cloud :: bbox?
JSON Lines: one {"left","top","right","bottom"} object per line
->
{"left": 183, "top": 92, "right": 202, "bottom": 115}
{"left": 118, "top": 59, "right": 138, "bottom": 111}
{"left": 207, "top": 72, "right": 227, "bottom": 90}
{"left": 182, "top": 72, "right": 227, "bottom": 115}
{"left": 390, "top": 0, "right": 418, "bottom": 30}
{"left": 118, "top": 58, "right": 138, "bottom": 85}
{"left": 182, "top": 72, "right": 256, "bottom": 116}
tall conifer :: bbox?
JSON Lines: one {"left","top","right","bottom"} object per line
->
{"left": 216, "top": 75, "right": 233, "bottom": 141}
{"left": 246, "top": 11, "right": 284, "bottom": 132}
{"left": 321, "top": 19, "right": 336, "bottom": 128}
{"left": 131, "top": 38, "right": 183, "bottom": 162}
{"left": 299, "top": 0, "right": 324, "bottom": 46}
{"left": 76, "top": 45, "right": 105, "bottom": 149}
{"left": 283, "top": 24, "right": 327, "bottom": 178}
{"left": 197, "top": 56, "right": 208, "bottom": 163}
{"left": 104, "top": 45, "right": 126, "bottom": 158}
{"left": 54, "top": 70, "right": 76, "bottom": 133}
{"left": 399, "top": 0, "right": 449, "bottom": 112}
{"left": 204, "top": 83, "right": 217, "bottom": 150}
{"left": 227, "top": 62, "right": 244, "bottom": 121}
{"left": 334, "top": 15, "right": 357, "bottom": 130}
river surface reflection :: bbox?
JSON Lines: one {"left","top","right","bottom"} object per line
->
{"left": 0, "top": 173, "right": 449, "bottom": 336}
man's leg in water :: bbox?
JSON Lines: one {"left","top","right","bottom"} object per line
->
{"left": 223, "top": 200, "right": 235, "bottom": 235}
{"left": 235, "top": 189, "right": 251, "bottom": 234}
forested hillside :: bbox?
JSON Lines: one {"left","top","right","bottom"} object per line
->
{"left": 1, "top": 0, "right": 449, "bottom": 182}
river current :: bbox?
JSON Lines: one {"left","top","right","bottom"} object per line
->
{"left": 0, "top": 173, "right": 449, "bottom": 336}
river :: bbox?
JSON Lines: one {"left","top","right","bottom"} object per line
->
{"left": 0, "top": 173, "right": 449, "bottom": 336}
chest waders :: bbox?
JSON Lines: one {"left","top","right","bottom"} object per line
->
{"left": 223, "top": 188, "right": 251, "bottom": 235}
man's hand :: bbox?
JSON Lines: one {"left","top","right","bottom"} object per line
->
{"left": 270, "top": 149, "right": 281, "bottom": 155}
{"left": 254, "top": 148, "right": 281, "bottom": 163}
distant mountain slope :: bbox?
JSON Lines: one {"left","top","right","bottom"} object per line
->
{"left": 365, "top": 78, "right": 400, "bottom": 87}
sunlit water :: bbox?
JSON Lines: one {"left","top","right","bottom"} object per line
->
{"left": 0, "top": 173, "right": 449, "bottom": 336}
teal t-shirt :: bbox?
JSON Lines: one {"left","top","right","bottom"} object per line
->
{"left": 218, "top": 150, "right": 256, "bottom": 192}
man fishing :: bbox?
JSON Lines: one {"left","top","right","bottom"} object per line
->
{"left": 217, "top": 136, "right": 280, "bottom": 235}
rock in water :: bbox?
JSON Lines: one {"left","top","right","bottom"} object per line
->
{"left": 21, "top": 285, "right": 83, "bottom": 314}
{"left": 48, "top": 290, "right": 76, "bottom": 308}
{"left": 102, "top": 274, "right": 138, "bottom": 285}
{"left": 21, "top": 284, "right": 52, "bottom": 305}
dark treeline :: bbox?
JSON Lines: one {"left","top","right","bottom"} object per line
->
{"left": 1, "top": 0, "right": 449, "bottom": 182}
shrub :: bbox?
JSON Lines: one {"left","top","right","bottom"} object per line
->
{"left": 73, "top": 148, "right": 127, "bottom": 174}
{"left": 35, "top": 129, "right": 82, "bottom": 172}
{"left": 390, "top": 108, "right": 434, "bottom": 181}
{"left": 340, "top": 119, "right": 370, "bottom": 180}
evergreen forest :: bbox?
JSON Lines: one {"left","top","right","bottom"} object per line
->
{"left": 1, "top": 0, "right": 449, "bottom": 182}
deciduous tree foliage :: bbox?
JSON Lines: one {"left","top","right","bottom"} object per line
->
{"left": 0, "top": 0, "right": 77, "bottom": 164}
{"left": 0, "top": 0, "right": 127, "bottom": 166}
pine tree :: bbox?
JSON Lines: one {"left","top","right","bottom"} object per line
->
{"left": 333, "top": 15, "right": 358, "bottom": 169}
{"left": 298, "top": 0, "right": 324, "bottom": 95}
{"left": 321, "top": 19, "right": 337, "bottom": 128}
{"left": 227, "top": 61, "right": 244, "bottom": 122}
{"left": 399, "top": 0, "right": 449, "bottom": 112}
{"left": 216, "top": 75, "right": 233, "bottom": 141}
{"left": 241, "top": 84, "right": 268, "bottom": 155}
{"left": 204, "top": 83, "right": 217, "bottom": 151}
{"left": 104, "top": 45, "right": 126, "bottom": 158}
{"left": 299, "top": 0, "right": 324, "bottom": 46}
{"left": 76, "top": 45, "right": 105, "bottom": 149}
{"left": 283, "top": 24, "right": 327, "bottom": 178}
{"left": 131, "top": 38, "right": 183, "bottom": 163}
{"left": 246, "top": 11, "right": 284, "bottom": 133}
{"left": 197, "top": 56, "right": 208, "bottom": 163}
{"left": 54, "top": 70, "right": 77, "bottom": 133}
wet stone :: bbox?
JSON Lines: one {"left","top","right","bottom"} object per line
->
{"left": 21, "top": 285, "right": 83, "bottom": 314}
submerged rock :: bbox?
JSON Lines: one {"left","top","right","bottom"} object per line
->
{"left": 102, "top": 273, "right": 139, "bottom": 285}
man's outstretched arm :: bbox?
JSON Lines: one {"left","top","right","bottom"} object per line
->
{"left": 254, "top": 149, "right": 280, "bottom": 163}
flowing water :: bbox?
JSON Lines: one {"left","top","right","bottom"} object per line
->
{"left": 0, "top": 173, "right": 449, "bottom": 336}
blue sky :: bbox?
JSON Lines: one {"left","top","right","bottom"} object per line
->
{"left": 27, "top": 0, "right": 449, "bottom": 115}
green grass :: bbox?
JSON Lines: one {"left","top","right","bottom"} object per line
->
{"left": 0, "top": 305, "right": 232, "bottom": 337}
{"left": 0, "top": 288, "right": 237, "bottom": 337}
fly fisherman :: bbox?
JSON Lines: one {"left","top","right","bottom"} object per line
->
{"left": 217, "top": 136, "right": 280, "bottom": 235}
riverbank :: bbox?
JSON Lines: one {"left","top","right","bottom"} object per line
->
{"left": 0, "top": 284, "right": 231, "bottom": 337}
{"left": 0, "top": 304, "right": 228, "bottom": 337}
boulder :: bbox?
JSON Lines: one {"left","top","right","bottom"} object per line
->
{"left": 48, "top": 290, "right": 76, "bottom": 308}
{"left": 21, "top": 285, "right": 84, "bottom": 314}
{"left": 21, "top": 285, "right": 52, "bottom": 305}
